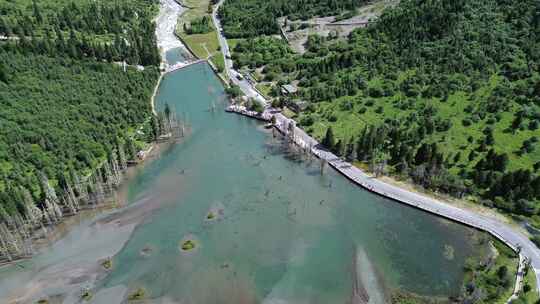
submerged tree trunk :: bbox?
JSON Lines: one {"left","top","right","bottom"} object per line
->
{"left": 0, "top": 223, "right": 13, "bottom": 261}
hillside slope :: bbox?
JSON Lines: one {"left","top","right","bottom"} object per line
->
{"left": 0, "top": 0, "right": 160, "bottom": 217}
{"left": 224, "top": 0, "right": 540, "bottom": 221}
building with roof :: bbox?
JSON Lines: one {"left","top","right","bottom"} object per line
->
{"left": 281, "top": 84, "right": 298, "bottom": 95}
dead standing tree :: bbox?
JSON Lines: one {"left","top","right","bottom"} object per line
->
{"left": 0, "top": 222, "right": 27, "bottom": 261}
{"left": 0, "top": 104, "right": 192, "bottom": 263}
{"left": 40, "top": 173, "right": 63, "bottom": 223}
{"left": 117, "top": 144, "right": 128, "bottom": 171}
{"left": 22, "top": 188, "right": 42, "bottom": 228}
{"left": 320, "top": 158, "right": 326, "bottom": 175}
{"left": 0, "top": 141, "right": 139, "bottom": 263}
{"left": 287, "top": 120, "right": 295, "bottom": 144}
{"left": 0, "top": 223, "right": 13, "bottom": 261}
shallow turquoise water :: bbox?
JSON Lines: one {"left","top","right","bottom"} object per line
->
{"left": 165, "top": 47, "right": 187, "bottom": 65}
{"left": 0, "top": 61, "right": 478, "bottom": 303}
{"left": 95, "top": 63, "right": 478, "bottom": 303}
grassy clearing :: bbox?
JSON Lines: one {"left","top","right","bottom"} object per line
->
{"left": 461, "top": 239, "right": 518, "bottom": 304}
{"left": 430, "top": 76, "right": 540, "bottom": 172}
{"left": 359, "top": 0, "right": 399, "bottom": 15}
{"left": 228, "top": 38, "right": 245, "bottom": 51}
{"left": 176, "top": 0, "right": 225, "bottom": 78}
{"left": 180, "top": 0, "right": 211, "bottom": 20}
{"left": 519, "top": 265, "right": 540, "bottom": 304}
{"left": 299, "top": 95, "right": 396, "bottom": 141}
{"left": 492, "top": 245, "right": 518, "bottom": 304}
{"left": 210, "top": 53, "right": 224, "bottom": 69}
{"left": 177, "top": 0, "right": 220, "bottom": 58}
{"left": 282, "top": 107, "right": 297, "bottom": 119}
{"left": 209, "top": 53, "right": 227, "bottom": 79}
{"left": 299, "top": 74, "right": 540, "bottom": 173}
{"left": 180, "top": 32, "right": 220, "bottom": 58}
{"left": 255, "top": 83, "right": 272, "bottom": 98}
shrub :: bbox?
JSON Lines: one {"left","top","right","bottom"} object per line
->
{"left": 365, "top": 99, "right": 375, "bottom": 107}
{"left": 368, "top": 86, "right": 384, "bottom": 98}
{"left": 531, "top": 235, "right": 540, "bottom": 248}
{"left": 248, "top": 100, "right": 264, "bottom": 113}
{"left": 181, "top": 240, "right": 196, "bottom": 251}
{"left": 339, "top": 99, "right": 353, "bottom": 111}
{"left": 497, "top": 265, "right": 508, "bottom": 279}
{"left": 529, "top": 120, "right": 539, "bottom": 130}
{"left": 129, "top": 288, "right": 146, "bottom": 300}
{"left": 299, "top": 115, "right": 314, "bottom": 126}
{"left": 225, "top": 85, "right": 242, "bottom": 98}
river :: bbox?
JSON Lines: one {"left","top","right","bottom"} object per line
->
{"left": 0, "top": 59, "right": 483, "bottom": 303}
{"left": 0, "top": 3, "right": 485, "bottom": 304}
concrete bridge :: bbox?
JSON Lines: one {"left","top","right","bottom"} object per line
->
{"left": 165, "top": 59, "right": 206, "bottom": 73}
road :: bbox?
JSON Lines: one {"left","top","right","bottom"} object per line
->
{"left": 211, "top": 0, "right": 540, "bottom": 298}
{"left": 274, "top": 116, "right": 539, "bottom": 303}
{"left": 211, "top": 1, "right": 267, "bottom": 104}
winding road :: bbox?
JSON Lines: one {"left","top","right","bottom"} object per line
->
{"left": 211, "top": 0, "right": 540, "bottom": 299}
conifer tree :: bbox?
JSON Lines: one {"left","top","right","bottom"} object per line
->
{"left": 0, "top": 64, "right": 7, "bottom": 84}
{"left": 32, "top": 0, "right": 43, "bottom": 23}
{"left": 322, "top": 127, "right": 335, "bottom": 151}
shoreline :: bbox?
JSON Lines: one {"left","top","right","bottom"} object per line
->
{"left": 346, "top": 160, "right": 531, "bottom": 236}
{"left": 173, "top": 0, "right": 230, "bottom": 86}
{"left": 376, "top": 174, "right": 527, "bottom": 231}
{"left": 226, "top": 104, "right": 530, "bottom": 302}
{"left": 151, "top": 73, "right": 164, "bottom": 115}
{"left": 0, "top": 137, "right": 171, "bottom": 271}
{"left": 213, "top": 1, "right": 540, "bottom": 296}
{"left": 0, "top": 0, "right": 183, "bottom": 292}
{"left": 0, "top": 0, "right": 186, "bottom": 270}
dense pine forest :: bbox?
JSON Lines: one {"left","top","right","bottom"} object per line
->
{"left": 218, "top": 0, "right": 369, "bottom": 38}
{"left": 223, "top": 0, "right": 540, "bottom": 223}
{"left": 0, "top": 0, "right": 160, "bottom": 65}
{"left": 0, "top": 0, "right": 160, "bottom": 219}
{"left": 0, "top": 52, "right": 159, "bottom": 215}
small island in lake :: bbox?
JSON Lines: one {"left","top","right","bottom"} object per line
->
{"left": 128, "top": 287, "right": 146, "bottom": 301}
{"left": 101, "top": 258, "right": 113, "bottom": 270}
{"left": 181, "top": 239, "right": 197, "bottom": 251}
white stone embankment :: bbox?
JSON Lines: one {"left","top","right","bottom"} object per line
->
{"left": 155, "top": 0, "right": 187, "bottom": 60}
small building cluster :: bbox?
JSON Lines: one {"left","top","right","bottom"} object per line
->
{"left": 280, "top": 83, "right": 309, "bottom": 114}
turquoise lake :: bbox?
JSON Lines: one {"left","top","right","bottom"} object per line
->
{"left": 0, "top": 61, "right": 480, "bottom": 304}
{"left": 99, "top": 63, "right": 477, "bottom": 302}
